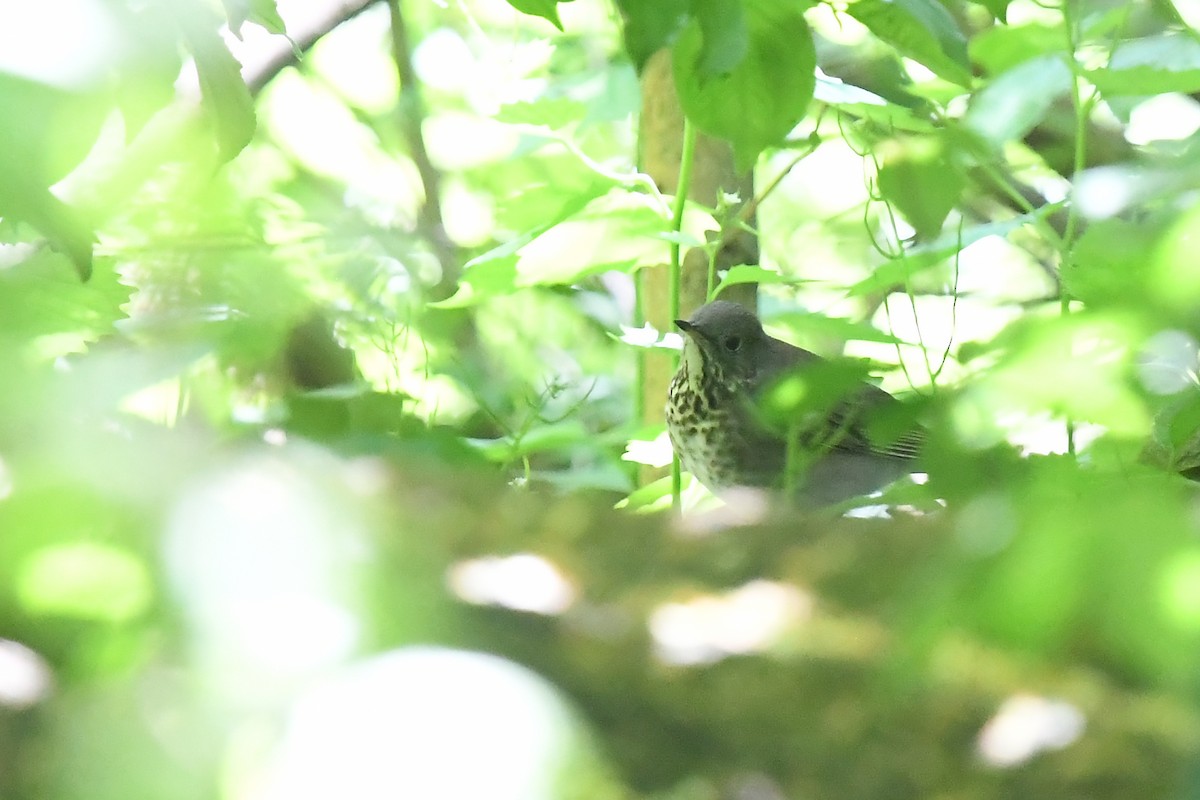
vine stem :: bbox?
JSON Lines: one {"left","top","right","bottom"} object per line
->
{"left": 669, "top": 119, "right": 698, "bottom": 512}
{"left": 1060, "top": 0, "right": 1091, "bottom": 458}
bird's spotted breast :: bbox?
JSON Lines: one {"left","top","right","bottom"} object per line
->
{"left": 666, "top": 361, "right": 743, "bottom": 491}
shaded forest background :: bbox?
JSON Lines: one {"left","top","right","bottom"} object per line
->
{"left": 5, "top": 0, "right": 1200, "bottom": 797}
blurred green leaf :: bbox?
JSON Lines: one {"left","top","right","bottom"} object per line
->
{"left": 468, "top": 419, "right": 592, "bottom": 462}
{"left": 713, "top": 265, "right": 804, "bottom": 296}
{"left": 847, "top": 0, "right": 972, "bottom": 87}
{"left": 973, "top": 0, "right": 1010, "bottom": 23}
{"left": 613, "top": 0, "right": 689, "bottom": 69}
{"left": 757, "top": 358, "right": 876, "bottom": 430}
{"left": 17, "top": 542, "right": 152, "bottom": 622}
{"left": 968, "top": 21, "right": 1064, "bottom": 74}
{"left": 1063, "top": 218, "right": 1162, "bottom": 308}
{"left": 514, "top": 190, "right": 667, "bottom": 285}
{"left": 965, "top": 54, "right": 1072, "bottom": 146}
{"left": 876, "top": 137, "right": 965, "bottom": 238}
{"left": 183, "top": 16, "right": 256, "bottom": 163}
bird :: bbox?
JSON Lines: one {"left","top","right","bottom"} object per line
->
{"left": 665, "top": 300, "right": 924, "bottom": 506}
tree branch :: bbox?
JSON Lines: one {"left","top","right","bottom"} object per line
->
{"left": 386, "top": 0, "right": 459, "bottom": 299}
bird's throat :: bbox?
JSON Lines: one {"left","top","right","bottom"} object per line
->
{"left": 680, "top": 337, "right": 706, "bottom": 391}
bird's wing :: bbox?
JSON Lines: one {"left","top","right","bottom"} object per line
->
{"left": 752, "top": 341, "right": 924, "bottom": 463}
{"left": 821, "top": 389, "right": 925, "bottom": 462}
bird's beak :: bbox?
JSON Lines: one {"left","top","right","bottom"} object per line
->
{"left": 675, "top": 319, "right": 694, "bottom": 334}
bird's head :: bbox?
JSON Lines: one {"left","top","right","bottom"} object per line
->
{"left": 675, "top": 300, "right": 767, "bottom": 384}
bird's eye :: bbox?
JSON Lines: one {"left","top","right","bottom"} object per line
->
{"left": 724, "top": 336, "right": 741, "bottom": 352}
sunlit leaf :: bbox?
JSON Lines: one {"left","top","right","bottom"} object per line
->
{"left": 713, "top": 265, "right": 804, "bottom": 297}
{"left": 496, "top": 98, "right": 588, "bottom": 128}
{"left": 965, "top": 54, "right": 1072, "bottom": 146}
{"left": 514, "top": 190, "right": 668, "bottom": 286}
{"left": 506, "top": 0, "right": 571, "bottom": 30}
{"left": 968, "top": 21, "right": 1064, "bottom": 75}
{"left": 184, "top": 18, "right": 256, "bottom": 162}
{"left": 673, "top": 0, "right": 816, "bottom": 169}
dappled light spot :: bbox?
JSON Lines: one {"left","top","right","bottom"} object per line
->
{"left": 165, "top": 450, "right": 366, "bottom": 684}
{"left": 249, "top": 647, "right": 588, "bottom": 800}
{"left": 622, "top": 430, "right": 674, "bottom": 469}
{"left": 449, "top": 553, "right": 576, "bottom": 615}
{"left": 262, "top": 428, "right": 287, "bottom": 446}
{"left": 649, "top": 580, "right": 812, "bottom": 665}
{"left": 1127, "top": 94, "right": 1200, "bottom": 145}
{"left": 976, "top": 694, "right": 1085, "bottom": 768}
{"left": 16, "top": 542, "right": 151, "bottom": 622}
{"left": 0, "top": 453, "right": 11, "bottom": 500}
{"left": 0, "top": 639, "right": 52, "bottom": 708}
{"left": 955, "top": 493, "right": 1017, "bottom": 557}
{"left": 1137, "top": 330, "right": 1198, "bottom": 395}
{"left": 843, "top": 501, "right": 892, "bottom": 519}
{"left": 1075, "top": 167, "right": 1143, "bottom": 220}
{"left": 0, "top": 0, "right": 120, "bottom": 88}
{"left": 618, "top": 323, "right": 680, "bottom": 350}
{"left": 675, "top": 486, "right": 770, "bottom": 535}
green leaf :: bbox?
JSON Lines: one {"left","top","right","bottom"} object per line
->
{"left": 713, "top": 265, "right": 805, "bottom": 297}
{"left": 968, "top": 22, "right": 1064, "bottom": 75}
{"left": 876, "top": 137, "right": 965, "bottom": 239}
{"left": 431, "top": 257, "right": 519, "bottom": 309}
{"left": 514, "top": 190, "right": 668, "bottom": 286}
{"left": 1062, "top": 218, "right": 1161, "bottom": 308}
{"left": 221, "top": 0, "right": 287, "bottom": 36}
{"left": 17, "top": 542, "right": 152, "bottom": 622}
{"left": 184, "top": 21, "right": 256, "bottom": 162}
{"left": 673, "top": 0, "right": 816, "bottom": 169}
{"left": 613, "top": 0, "right": 689, "bottom": 70}
{"left": 847, "top": 0, "right": 972, "bottom": 87}
{"left": 0, "top": 250, "right": 128, "bottom": 341}
{"left": 815, "top": 73, "right": 936, "bottom": 132}
{"left": 1087, "top": 33, "right": 1200, "bottom": 96}
{"left": 692, "top": 0, "right": 748, "bottom": 79}
{"left": 0, "top": 188, "right": 94, "bottom": 281}
{"left": 965, "top": 54, "right": 1071, "bottom": 147}
{"left": 506, "top": 0, "right": 571, "bottom": 30}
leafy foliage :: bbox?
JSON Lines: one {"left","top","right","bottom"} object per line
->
{"left": 4, "top": 0, "right": 1200, "bottom": 798}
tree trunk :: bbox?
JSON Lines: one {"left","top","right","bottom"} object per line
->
{"left": 637, "top": 49, "right": 758, "bottom": 482}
